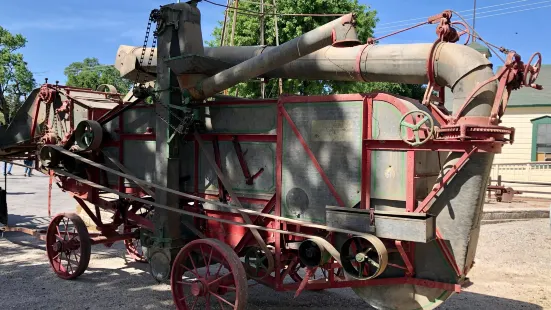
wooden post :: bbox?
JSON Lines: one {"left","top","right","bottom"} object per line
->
{"left": 230, "top": 0, "right": 240, "bottom": 46}
{"left": 220, "top": 0, "right": 231, "bottom": 46}
{"left": 273, "top": 0, "right": 283, "bottom": 95}
{"left": 260, "top": 0, "right": 266, "bottom": 98}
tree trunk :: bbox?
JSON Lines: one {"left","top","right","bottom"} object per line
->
{"left": 0, "top": 85, "right": 10, "bottom": 124}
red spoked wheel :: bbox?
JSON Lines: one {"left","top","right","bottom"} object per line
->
{"left": 451, "top": 21, "right": 471, "bottom": 45}
{"left": 45, "top": 213, "right": 91, "bottom": 280}
{"left": 171, "top": 239, "right": 248, "bottom": 310}
{"left": 281, "top": 252, "right": 303, "bottom": 283}
{"left": 123, "top": 224, "right": 146, "bottom": 263}
{"left": 123, "top": 204, "right": 153, "bottom": 263}
{"left": 524, "top": 52, "right": 542, "bottom": 86}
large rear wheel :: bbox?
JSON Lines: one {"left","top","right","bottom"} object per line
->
{"left": 171, "top": 238, "right": 248, "bottom": 310}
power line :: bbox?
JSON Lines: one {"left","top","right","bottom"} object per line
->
{"left": 202, "top": 0, "right": 347, "bottom": 17}
{"left": 376, "top": 0, "right": 551, "bottom": 32}
{"left": 377, "top": 0, "right": 533, "bottom": 27}
{"left": 473, "top": 3, "right": 551, "bottom": 20}
{"left": 375, "top": 2, "right": 551, "bottom": 36}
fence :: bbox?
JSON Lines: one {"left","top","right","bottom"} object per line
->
{"left": 490, "top": 162, "right": 551, "bottom": 198}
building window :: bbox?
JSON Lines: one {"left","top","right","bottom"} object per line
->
{"left": 531, "top": 116, "right": 551, "bottom": 161}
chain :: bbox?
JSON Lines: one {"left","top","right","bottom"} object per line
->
{"left": 135, "top": 9, "right": 160, "bottom": 87}
{"left": 135, "top": 9, "right": 195, "bottom": 140}
{"left": 154, "top": 102, "right": 195, "bottom": 137}
{"left": 44, "top": 102, "right": 52, "bottom": 133}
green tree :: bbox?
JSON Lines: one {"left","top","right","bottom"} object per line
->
{"left": 64, "top": 58, "right": 132, "bottom": 94}
{"left": 0, "top": 26, "right": 35, "bottom": 124}
{"left": 208, "top": 0, "right": 424, "bottom": 99}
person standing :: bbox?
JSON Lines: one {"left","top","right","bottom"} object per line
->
{"left": 23, "top": 159, "right": 33, "bottom": 177}
{"left": 3, "top": 162, "right": 12, "bottom": 176}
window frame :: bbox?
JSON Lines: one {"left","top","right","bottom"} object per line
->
{"left": 531, "top": 116, "right": 551, "bottom": 161}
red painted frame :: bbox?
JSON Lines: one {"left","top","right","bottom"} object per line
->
{"left": 39, "top": 91, "right": 506, "bottom": 294}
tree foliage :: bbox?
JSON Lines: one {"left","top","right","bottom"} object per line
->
{"left": 0, "top": 26, "right": 35, "bottom": 124}
{"left": 64, "top": 58, "right": 132, "bottom": 94}
{"left": 208, "top": 0, "right": 425, "bottom": 99}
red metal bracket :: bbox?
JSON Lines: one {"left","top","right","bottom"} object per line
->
{"left": 234, "top": 194, "right": 276, "bottom": 255}
{"left": 232, "top": 136, "right": 264, "bottom": 185}
{"left": 435, "top": 228, "right": 463, "bottom": 277}
{"left": 414, "top": 148, "right": 477, "bottom": 213}
{"left": 396, "top": 241, "right": 415, "bottom": 277}
{"left": 213, "top": 137, "right": 227, "bottom": 202}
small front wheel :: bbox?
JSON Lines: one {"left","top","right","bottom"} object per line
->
{"left": 45, "top": 213, "right": 91, "bottom": 280}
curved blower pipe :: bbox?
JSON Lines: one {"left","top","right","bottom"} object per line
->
{"left": 170, "top": 13, "right": 359, "bottom": 99}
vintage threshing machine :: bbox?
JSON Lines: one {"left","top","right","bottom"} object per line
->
{"left": 0, "top": 2, "right": 544, "bottom": 309}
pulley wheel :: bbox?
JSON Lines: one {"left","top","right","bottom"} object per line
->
{"left": 75, "top": 120, "right": 103, "bottom": 151}
{"left": 171, "top": 238, "right": 248, "bottom": 310}
{"left": 340, "top": 235, "right": 388, "bottom": 280}
{"left": 149, "top": 250, "right": 171, "bottom": 283}
{"left": 96, "top": 84, "right": 118, "bottom": 93}
{"left": 45, "top": 213, "right": 91, "bottom": 280}
{"left": 39, "top": 145, "right": 60, "bottom": 168}
{"left": 243, "top": 246, "right": 272, "bottom": 280}
{"left": 61, "top": 154, "right": 86, "bottom": 177}
{"left": 352, "top": 284, "right": 454, "bottom": 310}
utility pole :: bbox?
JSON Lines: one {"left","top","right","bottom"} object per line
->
{"left": 220, "top": 0, "right": 231, "bottom": 46}
{"left": 260, "top": 0, "right": 266, "bottom": 98}
{"left": 472, "top": 0, "right": 477, "bottom": 42}
{"left": 230, "top": 0, "right": 240, "bottom": 46}
{"left": 273, "top": 0, "right": 283, "bottom": 95}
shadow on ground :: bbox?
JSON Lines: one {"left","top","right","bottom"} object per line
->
{"left": 5, "top": 213, "right": 51, "bottom": 228}
{"left": 0, "top": 233, "right": 544, "bottom": 310}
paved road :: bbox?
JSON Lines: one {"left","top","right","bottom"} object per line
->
{"left": 1, "top": 166, "right": 550, "bottom": 309}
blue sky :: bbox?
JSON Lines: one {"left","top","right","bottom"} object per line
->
{"left": 1, "top": 0, "right": 549, "bottom": 86}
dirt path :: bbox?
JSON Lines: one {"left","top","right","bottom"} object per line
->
{"left": 1, "top": 219, "right": 550, "bottom": 309}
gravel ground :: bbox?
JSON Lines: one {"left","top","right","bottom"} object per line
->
{"left": 1, "top": 165, "right": 551, "bottom": 309}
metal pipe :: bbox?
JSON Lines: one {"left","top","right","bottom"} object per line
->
{"left": 179, "top": 13, "right": 359, "bottom": 99}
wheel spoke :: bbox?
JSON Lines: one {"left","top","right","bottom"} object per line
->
{"left": 210, "top": 291, "right": 235, "bottom": 308}
{"left": 208, "top": 272, "right": 232, "bottom": 287}
{"left": 215, "top": 294, "right": 226, "bottom": 310}
{"left": 419, "top": 116, "right": 430, "bottom": 126}
{"left": 367, "top": 257, "right": 380, "bottom": 268}
{"left": 66, "top": 255, "right": 73, "bottom": 274}
{"left": 402, "top": 122, "right": 416, "bottom": 129}
{"left": 414, "top": 131, "right": 420, "bottom": 143}
{"left": 206, "top": 246, "right": 214, "bottom": 277}
{"left": 218, "top": 285, "right": 237, "bottom": 291}
{"left": 200, "top": 245, "right": 209, "bottom": 276}
{"left": 176, "top": 280, "right": 195, "bottom": 286}
{"left": 214, "top": 263, "right": 223, "bottom": 278}
{"left": 190, "top": 296, "right": 199, "bottom": 310}
{"left": 181, "top": 264, "right": 200, "bottom": 279}
{"left": 63, "top": 219, "right": 69, "bottom": 240}
{"left": 188, "top": 253, "right": 199, "bottom": 277}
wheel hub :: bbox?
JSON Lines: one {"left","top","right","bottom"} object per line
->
{"left": 53, "top": 241, "right": 63, "bottom": 252}
{"left": 355, "top": 253, "right": 366, "bottom": 263}
{"left": 190, "top": 280, "right": 208, "bottom": 297}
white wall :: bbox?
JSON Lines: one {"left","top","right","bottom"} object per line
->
{"left": 493, "top": 106, "right": 551, "bottom": 164}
